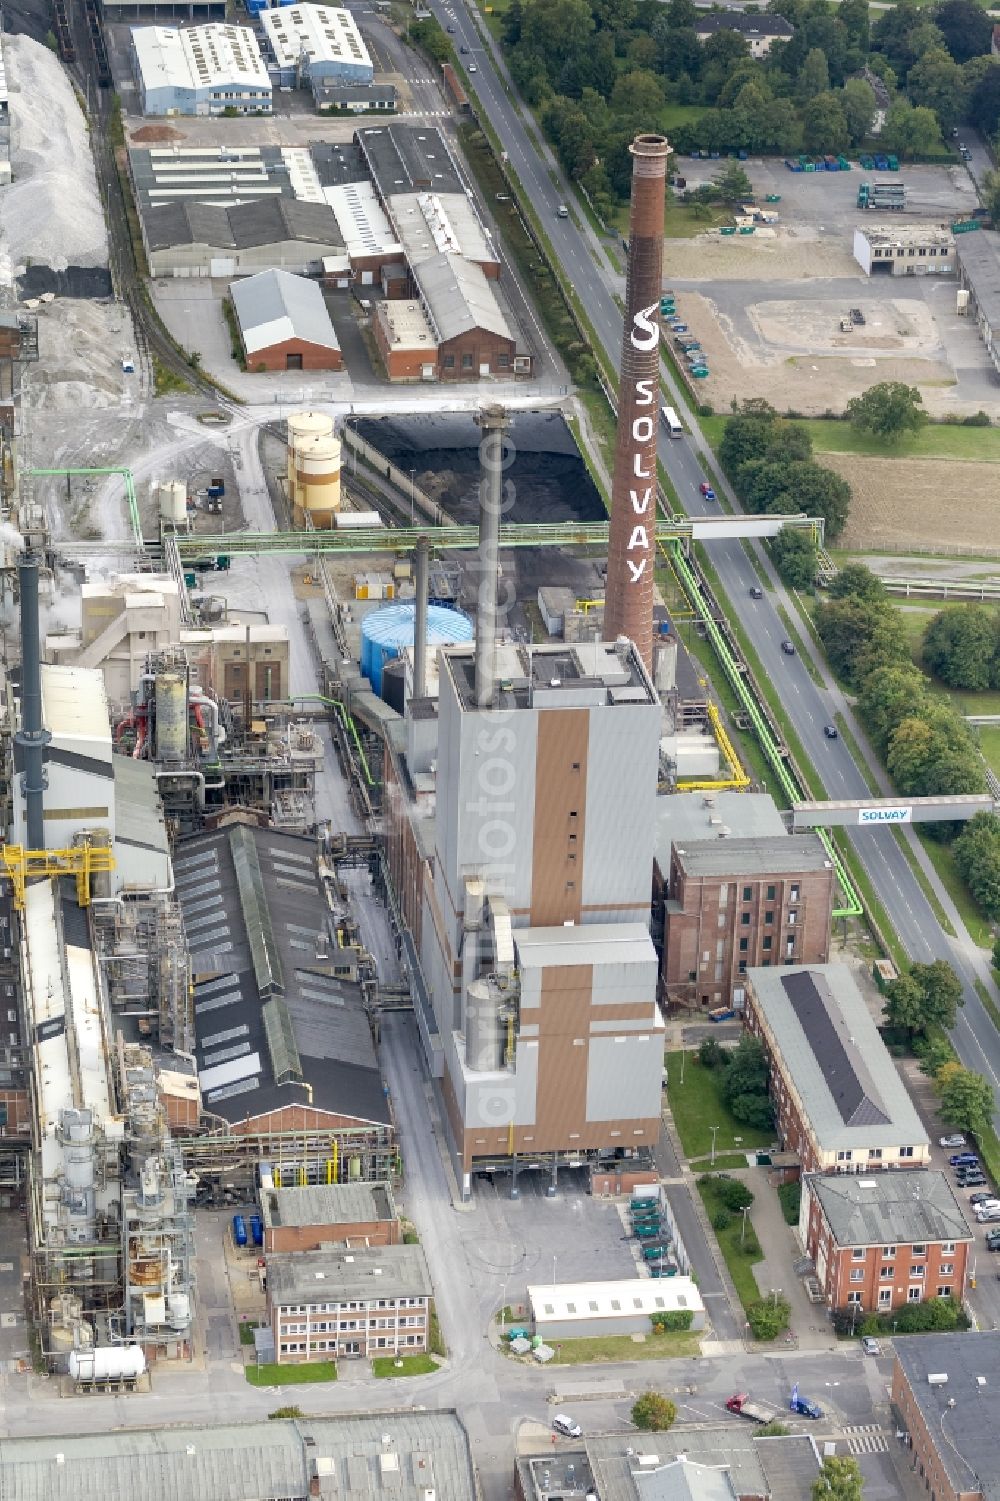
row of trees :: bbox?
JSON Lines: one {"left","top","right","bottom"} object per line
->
{"left": 499, "top": 0, "right": 1000, "bottom": 210}
{"left": 719, "top": 400, "right": 851, "bottom": 541}
{"left": 881, "top": 959, "right": 993, "bottom": 1133}
{"left": 815, "top": 565, "right": 987, "bottom": 810}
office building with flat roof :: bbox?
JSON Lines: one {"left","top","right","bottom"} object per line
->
{"left": 132, "top": 24, "right": 271, "bottom": 115}
{"left": 892, "top": 1333, "right": 1000, "bottom": 1501}
{"left": 267, "top": 1244, "right": 431, "bottom": 1361}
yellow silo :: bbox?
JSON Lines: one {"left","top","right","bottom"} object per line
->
{"left": 294, "top": 434, "right": 342, "bottom": 529}
{"left": 286, "top": 411, "right": 334, "bottom": 510}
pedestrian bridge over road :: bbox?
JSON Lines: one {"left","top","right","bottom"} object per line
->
{"left": 792, "top": 795, "right": 996, "bottom": 829}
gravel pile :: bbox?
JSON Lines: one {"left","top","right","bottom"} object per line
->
{"left": 0, "top": 35, "right": 108, "bottom": 276}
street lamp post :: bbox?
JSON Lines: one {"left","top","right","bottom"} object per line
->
{"left": 710, "top": 1125, "right": 719, "bottom": 1166}
{"left": 679, "top": 1049, "right": 686, "bottom": 1085}
{"left": 741, "top": 1205, "right": 750, "bottom": 1244}
{"left": 409, "top": 468, "right": 416, "bottom": 525}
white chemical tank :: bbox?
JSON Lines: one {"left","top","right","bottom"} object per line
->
{"left": 69, "top": 1345, "right": 146, "bottom": 1383}
{"left": 159, "top": 480, "right": 187, "bottom": 526}
{"left": 287, "top": 410, "right": 334, "bottom": 503}
{"left": 957, "top": 288, "right": 970, "bottom": 315}
{"left": 155, "top": 671, "right": 188, "bottom": 762}
{"left": 167, "top": 1292, "right": 191, "bottom": 1330}
{"left": 294, "top": 434, "right": 341, "bottom": 527}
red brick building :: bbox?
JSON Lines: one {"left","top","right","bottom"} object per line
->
{"left": 259, "top": 1181, "right": 400, "bottom": 1254}
{"left": 230, "top": 269, "right": 343, "bottom": 374}
{"left": 803, "top": 1170, "right": 971, "bottom": 1314}
{"left": 892, "top": 1333, "right": 1000, "bottom": 1501}
{"left": 743, "top": 965, "right": 930, "bottom": 1175}
{"left": 657, "top": 832, "right": 834, "bottom": 1009}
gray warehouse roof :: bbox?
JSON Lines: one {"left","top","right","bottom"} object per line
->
{"left": 267, "top": 1243, "right": 431, "bottom": 1305}
{"left": 175, "top": 823, "right": 389, "bottom": 1129}
{"left": 957, "top": 229, "right": 1000, "bottom": 332}
{"left": 565, "top": 1431, "right": 819, "bottom": 1501}
{"left": 231, "top": 268, "right": 341, "bottom": 355}
{"left": 895, "top": 1332, "right": 1000, "bottom": 1501}
{"left": 260, "top": 1180, "right": 396, "bottom": 1230}
{"left": 411, "top": 251, "right": 512, "bottom": 344}
{"left": 674, "top": 833, "right": 831, "bottom": 880}
{"left": 143, "top": 197, "right": 344, "bottom": 253}
{"left": 747, "top": 964, "right": 928, "bottom": 1154}
{"left": 0, "top": 1412, "right": 476, "bottom": 1501}
{"left": 696, "top": 12, "right": 793, "bottom": 34}
{"left": 356, "top": 122, "right": 463, "bottom": 195}
{"left": 515, "top": 922, "right": 656, "bottom": 971}
{"left": 808, "top": 1169, "right": 971, "bottom": 1248}
{"left": 113, "top": 755, "right": 170, "bottom": 859}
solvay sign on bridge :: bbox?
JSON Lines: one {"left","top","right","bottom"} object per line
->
{"left": 859, "top": 806, "right": 913, "bottom": 825}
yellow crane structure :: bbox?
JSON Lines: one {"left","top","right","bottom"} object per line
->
{"left": 1, "top": 843, "right": 116, "bottom": 912}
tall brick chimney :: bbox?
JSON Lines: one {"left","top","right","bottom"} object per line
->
{"left": 603, "top": 133, "right": 669, "bottom": 672}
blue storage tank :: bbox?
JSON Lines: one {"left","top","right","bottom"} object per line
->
{"left": 232, "top": 1214, "right": 248, "bottom": 1248}
{"left": 250, "top": 1215, "right": 264, "bottom": 1247}
{"left": 360, "top": 603, "right": 473, "bottom": 697}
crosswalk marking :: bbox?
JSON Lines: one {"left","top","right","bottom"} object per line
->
{"left": 843, "top": 1425, "right": 889, "bottom": 1455}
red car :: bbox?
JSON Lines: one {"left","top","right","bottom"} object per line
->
{"left": 699, "top": 482, "right": 712, "bottom": 496}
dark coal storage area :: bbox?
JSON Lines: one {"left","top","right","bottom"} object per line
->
{"left": 18, "top": 267, "right": 114, "bottom": 299}
{"left": 352, "top": 409, "right": 605, "bottom": 526}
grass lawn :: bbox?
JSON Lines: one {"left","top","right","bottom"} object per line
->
{"left": 238, "top": 1322, "right": 260, "bottom": 1347}
{"left": 796, "top": 419, "right": 1000, "bottom": 464}
{"left": 665, "top": 1051, "right": 773, "bottom": 1159}
{"left": 915, "top": 831, "right": 993, "bottom": 948}
{"left": 613, "top": 194, "right": 730, "bottom": 240}
{"left": 543, "top": 1330, "right": 701, "bottom": 1364}
{"left": 695, "top": 1177, "right": 763, "bottom": 1313}
{"left": 978, "top": 725, "right": 1000, "bottom": 779}
{"left": 372, "top": 1354, "right": 440, "bottom": 1378}
{"left": 246, "top": 1360, "right": 338, "bottom": 1386}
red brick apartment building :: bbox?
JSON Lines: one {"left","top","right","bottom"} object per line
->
{"left": 802, "top": 1170, "right": 971, "bottom": 1313}
{"left": 743, "top": 965, "right": 930, "bottom": 1175}
{"left": 892, "top": 1333, "right": 1000, "bottom": 1501}
{"left": 657, "top": 833, "right": 834, "bottom": 1009}
{"left": 267, "top": 1245, "right": 431, "bottom": 1364}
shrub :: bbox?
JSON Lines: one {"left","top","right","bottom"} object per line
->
{"left": 778, "top": 1182, "right": 801, "bottom": 1225}
{"left": 632, "top": 1391, "right": 677, "bottom": 1431}
{"left": 740, "top": 1234, "right": 761, "bottom": 1257}
{"left": 746, "top": 1297, "right": 791, "bottom": 1340}
{"left": 712, "top": 1208, "right": 733, "bottom": 1231}
{"left": 698, "top": 1037, "right": 726, "bottom": 1069}
{"left": 651, "top": 1309, "right": 694, "bottom": 1332}
{"left": 718, "top": 1179, "right": 754, "bottom": 1212}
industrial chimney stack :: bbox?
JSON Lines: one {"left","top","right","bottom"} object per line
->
{"left": 603, "top": 133, "right": 669, "bottom": 672}
{"left": 15, "top": 553, "right": 50, "bottom": 850}
{"left": 474, "top": 404, "right": 511, "bottom": 709}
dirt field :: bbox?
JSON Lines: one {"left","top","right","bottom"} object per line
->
{"left": 679, "top": 290, "right": 950, "bottom": 417}
{"left": 665, "top": 227, "right": 858, "bottom": 281}
{"left": 825, "top": 452, "right": 1000, "bottom": 555}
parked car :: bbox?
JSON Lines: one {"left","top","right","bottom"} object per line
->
{"left": 977, "top": 1208, "right": 1000, "bottom": 1223}
{"left": 940, "top": 1135, "right": 967, "bottom": 1149}
{"left": 850, "top": 308, "right": 865, "bottom": 325}
{"left": 972, "top": 1198, "right": 1000, "bottom": 1213}
{"left": 552, "top": 1413, "right": 582, "bottom": 1438}
{"left": 823, "top": 724, "right": 839, "bottom": 739}
{"left": 861, "top": 1336, "right": 882, "bottom": 1356}
{"left": 969, "top": 1193, "right": 996, "bottom": 1205}
{"left": 958, "top": 1173, "right": 987, "bottom": 1187}
{"left": 749, "top": 585, "right": 763, "bottom": 600}
{"left": 986, "top": 1231, "right": 1000, "bottom": 1251}
{"left": 790, "top": 1395, "right": 823, "bottom": 1419}
{"left": 121, "top": 354, "right": 135, "bottom": 373}
{"left": 950, "top": 1153, "right": 980, "bottom": 1167}
{"left": 957, "top": 1166, "right": 986, "bottom": 1180}
{"left": 781, "top": 640, "right": 796, "bottom": 656}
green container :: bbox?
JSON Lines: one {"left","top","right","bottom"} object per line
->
{"left": 837, "top": 157, "right": 850, "bottom": 170}
{"left": 692, "top": 368, "right": 709, "bottom": 378}
{"left": 739, "top": 226, "right": 755, "bottom": 234}
{"left": 184, "top": 572, "right": 197, "bottom": 588}
{"left": 720, "top": 226, "right": 736, "bottom": 236}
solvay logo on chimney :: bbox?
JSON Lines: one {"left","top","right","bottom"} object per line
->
{"left": 624, "top": 303, "right": 660, "bottom": 583}
{"left": 630, "top": 302, "right": 661, "bottom": 352}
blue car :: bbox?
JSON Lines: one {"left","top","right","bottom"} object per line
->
{"left": 790, "top": 1395, "right": 823, "bottom": 1419}
{"left": 950, "top": 1153, "right": 980, "bottom": 1167}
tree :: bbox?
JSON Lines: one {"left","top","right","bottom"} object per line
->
{"left": 830, "top": 563, "right": 887, "bottom": 603}
{"left": 721, "top": 1035, "right": 770, "bottom": 1103}
{"left": 936, "top": 1062, "right": 995, "bottom": 1133}
{"left": 502, "top": 0, "right": 523, "bottom": 45}
{"left": 887, "top": 704, "right": 986, "bottom": 800}
{"left": 770, "top": 528, "right": 818, "bottom": 589}
{"left": 746, "top": 1296, "right": 791, "bottom": 1339}
{"left": 802, "top": 91, "right": 849, "bottom": 154}
{"left": 970, "top": 61, "right": 1000, "bottom": 137}
{"left": 983, "top": 169, "right": 1000, "bottom": 229}
{"left": 883, "top": 99, "right": 944, "bottom": 156}
{"left": 992, "top": 930, "right": 1000, "bottom": 973}
{"left": 857, "top": 664, "right": 927, "bottom": 756}
{"left": 798, "top": 46, "right": 831, "bottom": 101}
{"left": 922, "top": 606, "right": 1000, "bottom": 691}
{"left": 907, "top": 47, "right": 967, "bottom": 133}
{"left": 910, "top": 959, "right": 964, "bottom": 1032}
{"left": 883, "top": 973, "right": 930, "bottom": 1036}
{"left": 719, "top": 401, "right": 778, "bottom": 477}
{"left": 841, "top": 78, "right": 877, "bottom": 145}
{"left": 717, "top": 1177, "right": 755, "bottom": 1211}
{"left": 713, "top": 160, "right": 755, "bottom": 202}
{"left": 934, "top": 0, "right": 993, "bottom": 64}
{"left": 817, "top": 596, "right": 908, "bottom": 688}
{"left": 846, "top": 381, "right": 925, "bottom": 440}
{"left": 609, "top": 68, "right": 664, "bottom": 122}
{"left": 954, "top": 811, "right": 1000, "bottom": 921}
{"left": 730, "top": 1091, "right": 775, "bottom": 1129}
{"left": 812, "top": 1456, "right": 864, "bottom": 1501}
{"left": 631, "top": 1391, "right": 678, "bottom": 1430}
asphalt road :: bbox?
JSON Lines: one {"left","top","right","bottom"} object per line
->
{"left": 430, "top": 0, "right": 1000, "bottom": 1120}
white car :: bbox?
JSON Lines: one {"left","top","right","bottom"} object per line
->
{"left": 977, "top": 1208, "right": 1000, "bottom": 1223}
{"left": 121, "top": 354, "right": 135, "bottom": 374}
{"left": 940, "top": 1135, "right": 967, "bottom": 1149}
{"left": 552, "top": 1413, "right": 582, "bottom": 1438}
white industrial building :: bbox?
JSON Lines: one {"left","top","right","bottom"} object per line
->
{"left": 132, "top": 24, "right": 272, "bottom": 116}
{"left": 262, "top": 3, "right": 373, "bottom": 85}
{"left": 323, "top": 180, "right": 402, "bottom": 280}
{"left": 853, "top": 224, "right": 956, "bottom": 277}
{"left": 528, "top": 1277, "right": 705, "bottom": 1339}
{"left": 389, "top": 191, "right": 498, "bottom": 276}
